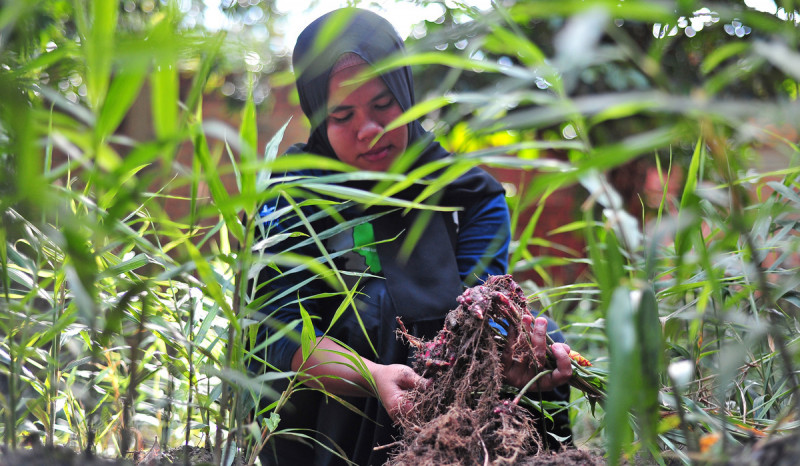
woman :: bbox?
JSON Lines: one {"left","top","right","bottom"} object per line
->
{"left": 253, "top": 8, "right": 573, "bottom": 465}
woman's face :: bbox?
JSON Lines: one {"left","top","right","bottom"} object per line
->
{"left": 326, "top": 64, "right": 408, "bottom": 171}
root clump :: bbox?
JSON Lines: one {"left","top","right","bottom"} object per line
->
{"left": 390, "top": 275, "right": 545, "bottom": 465}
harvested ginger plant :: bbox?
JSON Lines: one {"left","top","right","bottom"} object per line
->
{"left": 391, "top": 275, "right": 602, "bottom": 466}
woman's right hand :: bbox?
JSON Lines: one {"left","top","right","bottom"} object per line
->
{"left": 370, "top": 363, "right": 427, "bottom": 421}
{"left": 502, "top": 316, "right": 572, "bottom": 392}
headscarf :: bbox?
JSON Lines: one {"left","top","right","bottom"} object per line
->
{"left": 292, "top": 8, "right": 424, "bottom": 161}
{"left": 289, "top": 8, "right": 506, "bottom": 324}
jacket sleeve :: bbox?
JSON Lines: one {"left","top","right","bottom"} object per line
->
{"left": 455, "top": 192, "right": 511, "bottom": 286}
{"left": 250, "top": 195, "right": 327, "bottom": 373}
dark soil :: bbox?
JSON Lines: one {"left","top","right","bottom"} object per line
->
{"left": 727, "top": 433, "right": 800, "bottom": 466}
{"left": 0, "top": 445, "right": 131, "bottom": 466}
{"left": 0, "top": 444, "right": 243, "bottom": 466}
{"left": 520, "top": 448, "right": 606, "bottom": 465}
{"left": 391, "top": 274, "right": 605, "bottom": 465}
{"left": 136, "top": 445, "right": 245, "bottom": 466}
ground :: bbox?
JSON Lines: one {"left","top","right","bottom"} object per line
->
{"left": 0, "top": 444, "right": 244, "bottom": 466}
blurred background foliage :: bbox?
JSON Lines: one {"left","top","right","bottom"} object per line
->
{"left": 0, "top": 0, "right": 799, "bottom": 464}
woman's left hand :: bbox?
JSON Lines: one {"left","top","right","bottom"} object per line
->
{"left": 502, "top": 315, "right": 572, "bottom": 392}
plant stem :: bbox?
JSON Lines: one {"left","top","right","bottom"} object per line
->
{"left": 122, "top": 284, "right": 148, "bottom": 457}
{"left": 513, "top": 370, "right": 553, "bottom": 405}
{"left": 669, "top": 377, "right": 697, "bottom": 455}
{"left": 222, "top": 262, "right": 246, "bottom": 464}
{"left": 1, "top": 227, "right": 16, "bottom": 450}
{"left": 48, "top": 285, "right": 66, "bottom": 446}
{"left": 185, "top": 289, "right": 196, "bottom": 466}
{"left": 215, "top": 313, "right": 237, "bottom": 465}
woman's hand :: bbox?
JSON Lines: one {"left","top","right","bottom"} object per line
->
{"left": 292, "top": 338, "right": 426, "bottom": 421}
{"left": 371, "top": 363, "right": 427, "bottom": 421}
{"left": 502, "top": 315, "right": 572, "bottom": 392}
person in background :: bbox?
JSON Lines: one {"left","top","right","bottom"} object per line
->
{"left": 252, "top": 8, "right": 573, "bottom": 465}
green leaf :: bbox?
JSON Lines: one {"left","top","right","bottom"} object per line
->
{"left": 701, "top": 42, "right": 750, "bottom": 75}
{"left": 326, "top": 277, "right": 379, "bottom": 359}
{"left": 753, "top": 40, "right": 800, "bottom": 81}
{"left": 84, "top": 0, "right": 118, "bottom": 110}
{"left": 486, "top": 24, "right": 546, "bottom": 67}
{"left": 605, "top": 286, "right": 639, "bottom": 466}
{"left": 294, "top": 183, "right": 455, "bottom": 212}
{"left": 151, "top": 62, "right": 179, "bottom": 138}
{"left": 256, "top": 118, "right": 292, "bottom": 193}
{"left": 383, "top": 96, "right": 453, "bottom": 132}
{"left": 373, "top": 52, "right": 517, "bottom": 77}
{"left": 675, "top": 138, "right": 703, "bottom": 255}
{"left": 98, "top": 253, "right": 150, "bottom": 278}
{"left": 265, "top": 411, "right": 280, "bottom": 433}
{"left": 299, "top": 306, "right": 315, "bottom": 362}
{"left": 96, "top": 63, "right": 148, "bottom": 140}
{"left": 635, "top": 285, "right": 663, "bottom": 455}
{"left": 225, "top": 141, "right": 243, "bottom": 195}
{"left": 149, "top": 15, "right": 179, "bottom": 138}
{"left": 202, "top": 367, "right": 282, "bottom": 401}
{"left": 240, "top": 84, "right": 257, "bottom": 200}
{"left": 185, "top": 241, "right": 237, "bottom": 331}
{"left": 192, "top": 122, "right": 244, "bottom": 242}
{"left": 275, "top": 152, "right": 356, "bottom": 170}
{"left": 510, "top": 0, "right": 673, "bottom": 23}
{"left": 766, "top": 181, "right": 800, "bottom": 207}
{"left": 194, "top": 301, "right": 220, "bottom": 344}
{"left": 509, "top": 185, "right": 556, "bottom": 275}
{"left": 184, "top": 33, "right": 225, "bottom": 115}
{"left": 0, "top": 227, "right": 8, "bottom": 299}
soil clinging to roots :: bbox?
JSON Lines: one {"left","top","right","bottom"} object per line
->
{"left": 390, "top": 274, "right": 593, "bottom": 465}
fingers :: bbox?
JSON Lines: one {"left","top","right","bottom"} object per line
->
{"left": 501, "top": 316, "right": 574, "bottom": 391}
{"left": 397, "top": 365, "right": 432, "bottom": 394}
{"left": 549, "top": 342, "right": 573, "bottom": 386}
{"left": 531, "top": 316, "right": 548, "bottom": 368}
{"left": 394, "top": 365, "right": 420, "bottom": 389}
{"left": 553, "top": 342, "right": 571, "bottom": 354}
{"left": 375, "top": 364, "right": 427, "bottom": 422}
